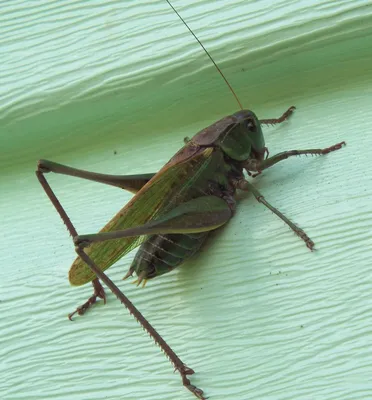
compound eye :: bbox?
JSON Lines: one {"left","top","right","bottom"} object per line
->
{"left": 245, "top": 118, "right": 256, "bottom": 131}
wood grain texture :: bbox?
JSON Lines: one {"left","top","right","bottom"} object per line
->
{"left": 1, "top": 1, "right": 372, "bottom": 400}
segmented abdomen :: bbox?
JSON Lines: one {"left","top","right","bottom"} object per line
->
{"left": 131, "top": 232, "right": 209, "bottom": 279}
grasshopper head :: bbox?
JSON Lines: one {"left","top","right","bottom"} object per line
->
{"left": 217, "top": 109, "right": 266, "bottom": 162}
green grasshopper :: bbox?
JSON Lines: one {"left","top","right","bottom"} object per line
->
{"left": 36, "top": 1, "right": 345, "bottom": 399}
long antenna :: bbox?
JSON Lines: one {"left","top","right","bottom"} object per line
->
{"left": 166, "top": 0, "right": 243, "bottom": 110}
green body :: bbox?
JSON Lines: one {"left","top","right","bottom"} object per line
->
{"left": 69, "top": 110, "right": 266, "bottom": 285}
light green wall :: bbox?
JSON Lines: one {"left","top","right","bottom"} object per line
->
{"left": 1, "top": 1, "right": 372, "bottom": 400}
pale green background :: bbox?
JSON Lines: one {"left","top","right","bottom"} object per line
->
{"left": 1, "top": 1, "right": 372, "bottom": 400}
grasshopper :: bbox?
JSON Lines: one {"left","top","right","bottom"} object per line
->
{"left": 36, "top": 1, "right": 345, "bottom": 399}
